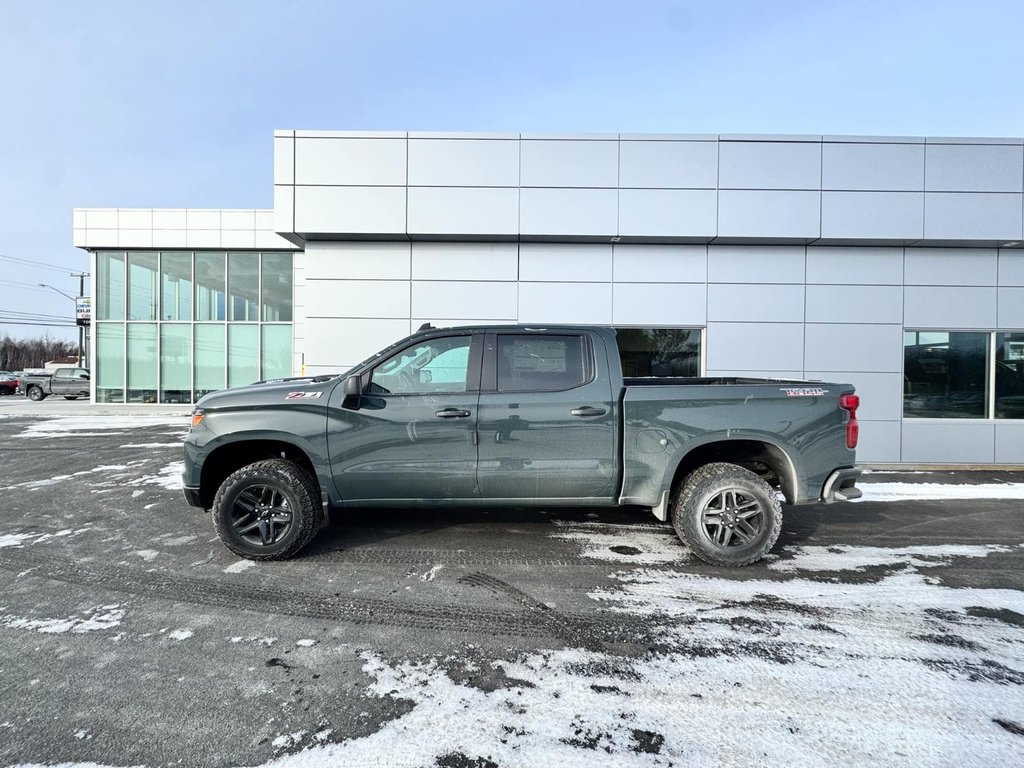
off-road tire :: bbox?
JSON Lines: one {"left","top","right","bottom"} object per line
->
{"left": 672, "top": 462, "right": 782, "bottom": 567}
{"left": 211, "top": 459, "right": 322, "bottom": 561}
{"left": 27, "top": 386, "right": 45, "bottom": 401}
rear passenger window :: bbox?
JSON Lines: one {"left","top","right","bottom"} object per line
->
{"left": 497, "top": 335, "right": 587, "bottom": 392}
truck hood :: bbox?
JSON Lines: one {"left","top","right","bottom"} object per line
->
{"left": 195, "top": 377, "right": 341, "bottom": 411}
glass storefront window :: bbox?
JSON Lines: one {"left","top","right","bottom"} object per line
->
{"left": 616, "top": 327, "right": 702, "bottom": 377}
{"left": 228, "top": 252, "right": 259, "bottom": 322}
{"left": 195, "top": 252, "right": 226, "bottom": 321}
{"left": 160, "top": 324, "right": 192, "bottom": 403}
{"left": 261, "top": 325, "right": 292, "bottom": 381}
{"left": 97, "top": 251, "right": 125, "bottom": 321}
{"left": 161, "top": 252, "right": 193, "bottom": 321}
{"left": 195, "top": 324, "right": 226, "bottom": 399}
{"left": 995, "top": 332, "right": 1024, "bottom": 419}
{"left": 93, "top": 249, "right": 290, "bottom": 402}
{"left": 261, "top": 252, "right": 293, "bottom": 322}
{"left": 127, "top": 252, "right": 158, "bottom": 321}
{"left": 903, "top": 331, "right": 989, "bottom": 418}
{"left": 228, "top": 324, "right": 260, "bottom": 387}
{"left": 126, "top": 323, "right": 158, "bottom": 403}
{"left": 95, "top": 323, "right": 125, "bottom": 403}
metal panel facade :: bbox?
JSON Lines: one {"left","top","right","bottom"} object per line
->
{"left": 75, "top": 131, "right": 1024, "bottom": 464}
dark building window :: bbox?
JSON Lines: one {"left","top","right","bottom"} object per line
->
{"left": 903, "top": 331, "right": 989, "bottom": 418}
{"left": 616, "top": 327, "right": 702, "bottom": 378}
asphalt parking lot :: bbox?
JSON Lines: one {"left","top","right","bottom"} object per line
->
{"left": 0, "top": 412, "right": 1022, "bottom": 767}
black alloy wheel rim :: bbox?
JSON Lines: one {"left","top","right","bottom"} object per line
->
{"left": 231, "top": 484, "right": 293, "bottom": 546}
{"left": 700, "top": 489, "right": 764, "bottom": 548}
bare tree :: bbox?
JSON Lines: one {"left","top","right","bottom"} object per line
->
{"left": 0, "top": 335, "right": 78, "bottom": 372}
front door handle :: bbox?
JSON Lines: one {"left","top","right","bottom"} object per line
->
{"left": 435, "top": 408, "right": 472, "bottom": 418}
{"left": 570, "top": 406, "right": 607, "bottom": 417}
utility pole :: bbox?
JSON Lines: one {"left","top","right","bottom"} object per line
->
{"left": 71, "top": 271, "right": 89, "bottom": 368}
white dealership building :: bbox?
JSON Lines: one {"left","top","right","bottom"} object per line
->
{"left": 74, "top": 130, "right": 1024, "bottom": 465}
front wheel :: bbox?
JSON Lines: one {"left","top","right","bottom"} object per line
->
{"left": 27, "top": 386, "right": 45, "bottom": 401}
{"left": 672, "top": 462, "right": 782, "bottom": 567}
{"left": 211, "top": 459, "right": 321, "bottom": 560}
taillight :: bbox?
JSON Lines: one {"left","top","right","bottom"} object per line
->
{"left": 840, "top": 394, "right": 859, "bottom": 449}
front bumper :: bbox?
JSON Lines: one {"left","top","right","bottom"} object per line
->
{"left": 182, "top": 485, "right": 204, "bottom": 509}
{"left": 821, "top": 467, "right": 862, "bottom": 503}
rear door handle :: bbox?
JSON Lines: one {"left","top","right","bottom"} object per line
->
{"left": 435, "top": 408, "right": 472, "bottom": 418}
{"left": 570, "top": 406, "right": 607, "bottom": 417}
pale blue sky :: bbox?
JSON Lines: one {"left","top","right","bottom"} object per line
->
{"left": 2, "top": 0, "right": 1023, "bottom": 339}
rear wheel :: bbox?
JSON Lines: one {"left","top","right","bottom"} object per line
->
{"left": 672, "top": 462, "right": 782, "bottom": 567}
{"left": 27, "top": 386, "right": 45, "bottom": 401}
{"left": 211, "top": 459, "right": 321, "bottom": 560}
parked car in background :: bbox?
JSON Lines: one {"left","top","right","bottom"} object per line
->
{"left": 21, "top": 367, "right": 90, "bottom": 401}
{"left": 0, "top": 373, "right": 20, "bottom": 396}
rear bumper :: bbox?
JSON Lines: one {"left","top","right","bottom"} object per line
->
{"left": 182, "top": 485, "right": 204, "bottom": 509}
{"left": 820, "top": 467, "right": 862, "bottom": 503}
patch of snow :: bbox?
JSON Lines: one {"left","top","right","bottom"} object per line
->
{"left": 421, "top": 564, "right": 443, "bottom": 582}
{"left": 119, "top": 442, "right": 183, "bottom": 448}
{"left": 131, "top": 490, "right": 144, "bottom": 498}
{"left": 272, "top": 730, "right": 307, "bottom": 750}
{"left": 168, "top": 629, "right": 193, "bottom": 641}
{"left": 855, "top": 481, "right": 1024, "bottom": 502}
{"left": 0, "top": 534, "right": 35, "bottom": 548}
{"left": 160, "top": 535, "right": 196, "bottom": 547}
{"left": 770, "top": 543, "right": 1017, "bottom": 572}
{"left": 134, "top": 550, "right": 159, "bottom": 562}
{"left": 224, "top": 560, "right": 256, "bottom": 574}
{"left": 15, "top": 415, "right": 188, "bottom": 438}
{"left": 74, "top": 729, "right": 93, "bottom": 740}
{"left": 229, "top": 636, "right": 277, "bottom": 647}
{"left": 296, "top": 639, "right": 316, "bottom": 647}
{"left": 550, "top": 523, "right": 686, "bottom": 564}
{"left": 1, "top": 606, "right": 124, "bottom": 634}
{"left": 131, "top": 461, "right": 184, "bottom": 491}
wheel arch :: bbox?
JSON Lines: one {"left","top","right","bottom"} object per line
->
{"left": 198, "top": 437, "right": 325, "bottom": 512}
{"left": 668, "top": 437, "right": 800, "bottom": 504}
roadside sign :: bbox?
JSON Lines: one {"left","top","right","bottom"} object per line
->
{"left": 76, "top": 296, "right": 91, "bottom": 326}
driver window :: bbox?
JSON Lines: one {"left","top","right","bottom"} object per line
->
{"left": 368, "top": 336, "right": 472, "bottom": 395}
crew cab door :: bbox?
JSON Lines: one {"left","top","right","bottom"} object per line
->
{"left": 327, "top": 333, "right": 483, "bottom": 502}
{"left": 475, "top": 331, "right": 616, "bottom": 501}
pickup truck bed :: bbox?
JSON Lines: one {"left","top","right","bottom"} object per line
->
{"left": 183, "top": 325, "right": 860, "bottom": 566}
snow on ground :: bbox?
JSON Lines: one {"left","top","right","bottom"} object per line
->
{"left": 224, "top": 560, "right": 256, "bottom": 574}
{"left": 119, "top": 442, "right": 183, "bottom": 448}
{"left": 0, "top": 606, "right": 124, "bottom": 634}
{"left": 856, "top": 481, "right": 1024, "bottom": 502}
{"left": 769, "top": 543, "right": 1019, "bottom": 572}
{"left": 253, "top": 537, "right": 1024, "bottom": 768}
{"left": 131, "top": 461, "right": 184, "bottom": 491}
{"left": 14, "top": 415, "right": 188, "bottom": 438}
{"left": 550, "top": 521, "right": 686, "bottom": 564}
{"left": 168, "top": 629, "right": 193, "bottom": 641}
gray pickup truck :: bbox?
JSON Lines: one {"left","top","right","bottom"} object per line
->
{"left": 183, "top": 325, "right": 861, "bottom": 566}
{"left": 22, "top": 367, "right": 91, "bottom": 401}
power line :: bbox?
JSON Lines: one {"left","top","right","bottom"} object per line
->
{"left": 0, "top": 279, "right": 53, "bottom": 293}
{"left": 0, "top": 320, "right": 76, "bottom": 327}
{"left": 0, "top": 310, "right": 74, "bottom": 321}
{"left": 0, "top": 253, "right": 85, "bottom": 273}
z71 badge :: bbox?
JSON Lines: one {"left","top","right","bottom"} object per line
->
{"left": 780, "top": 387, "right": 828, "bottom": 397}
{"left": 286, "top": 391, "right": 322, "bottom": 400}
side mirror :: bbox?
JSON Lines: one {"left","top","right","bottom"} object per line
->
{"left": 342, "top": 374, "right": 362, "bottom": 409}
